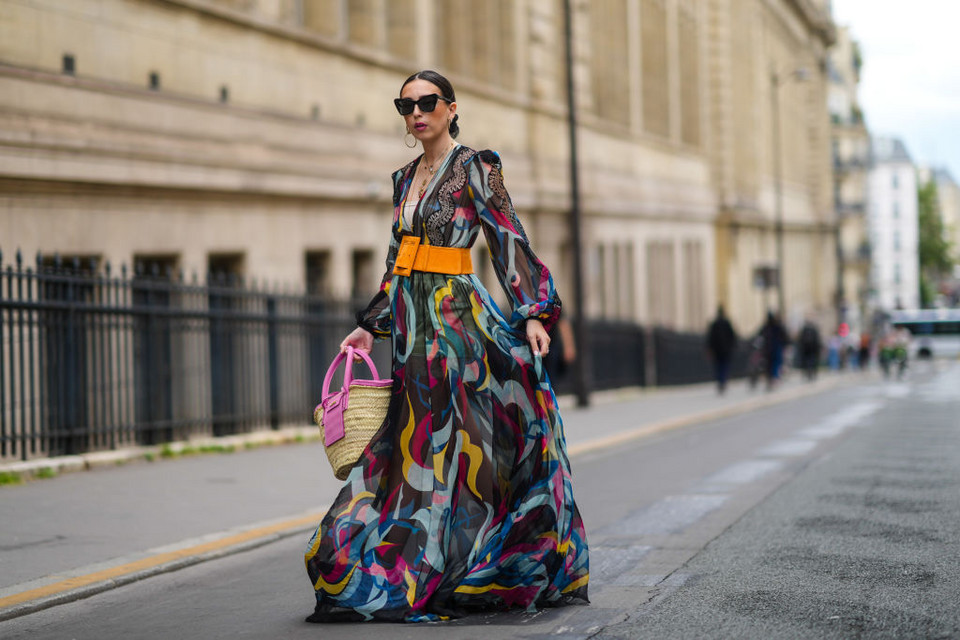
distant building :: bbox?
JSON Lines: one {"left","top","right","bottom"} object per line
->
{"left": 828, "top": 26, "right": 871, "bottom": 331}
{"left": 868, "top": 137, "right": 919, "bottom": 312}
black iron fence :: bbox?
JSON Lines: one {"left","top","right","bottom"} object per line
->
{"left": 0, "top": 250, "right": 363, "bottom": 462}
{"left": 2, "top": 249, "right": 732, "bottom": 462}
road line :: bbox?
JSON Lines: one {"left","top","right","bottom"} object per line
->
{"left": 567, "top": 380, "right": 839, "bottom": 459}
{"left": 0, "top": 512, "right": 323, "bottom": 619}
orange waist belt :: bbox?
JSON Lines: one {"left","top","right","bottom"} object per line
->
{"left": 393, "top": 236, "right": 473, "bottom": 276}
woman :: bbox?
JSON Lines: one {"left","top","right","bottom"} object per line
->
{"left": 304, "top": 70, "right": 589, "bottom": 623}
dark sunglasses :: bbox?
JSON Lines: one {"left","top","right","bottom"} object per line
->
{"left": 394, "top": 94, "right": 453, "bottom": 116}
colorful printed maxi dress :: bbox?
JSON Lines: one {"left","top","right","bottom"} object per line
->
{"left": 304, "top": 146, "right": 589, "bottom": 622}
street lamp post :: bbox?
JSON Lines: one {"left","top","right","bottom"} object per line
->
{"left": 769, "top": 66, "right": 808, "bottom": 318}
{"left": 563, "top": 0, "right": 589, "bottom": 407}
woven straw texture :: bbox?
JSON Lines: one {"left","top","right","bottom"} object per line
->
{"left": 315, "top": 383, "right": 390, "bottom": 480}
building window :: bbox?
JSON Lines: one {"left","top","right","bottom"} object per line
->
{"left": 351, "top": 249, "right": 375, "bottom": 300}
{"left": 893, "top": 231, "right": 900, "bottom": 252}
{"left": 893, "top": 202, "right": 899, "bottom": 219}
{"left": 593, "top": 244, "right": 607, "bottom": 315}
{"left": 646, "top": 240, "right": 677, "bottom": 326}
{"left": 385, "top": 0, "right": 416, "bottom": 60}
{"left": 347, "top": 0, "right": 379, "bottom": 47}
{"left": 437, "top": 1, "right": 516, "bottom": 90}
{"left": 678, "top": 2, "right": 701, "bottom": 146}
{"left": 892, "top": 173, "right": 899, "bottom": 189}
{"left": 589, "top": 0, "right": 630, "bottom": 127}
{"left": 207, "top": 253, "right": 244, "bottom": 283}
{"left": 62, "top": 53, "right": 76, "bottom": 75}
{"left": 894, "top": 263, "right": 901, "bottom": 284}
{"left": 683, "top": 240, "right": 705, "bottom": 328}
{"left": 302, "top": 0, "right": 341, "bottom": 38}
{"left": 305, "top": 250, "right": 331, "bottom": 296}
{"left": 641, "top": 0, "right": 670, "bottom": 138}
{"left": 132, "top": 255, "right": 179, "bottom": 444}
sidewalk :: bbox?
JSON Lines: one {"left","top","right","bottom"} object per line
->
{"left": 0, "top": 371, "right": 858, "bottom": 621}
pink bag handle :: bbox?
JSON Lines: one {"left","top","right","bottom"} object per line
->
{"left": 320, "top": 346, "right": 381, "bottom": 404}
{"left": 318, "top": 347, "right": 383, "bottom": 446}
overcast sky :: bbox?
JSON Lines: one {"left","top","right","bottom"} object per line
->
{"left": 831, "top": 0, "right": 960, "bottom": 180}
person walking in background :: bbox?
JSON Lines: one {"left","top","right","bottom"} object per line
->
{"left": 797, "top": 319, "right": 822, "bottom": 381}
{"left": 827, "top": 332, "right": 842, "bottom": 370}
{"left": 305, "top": 70, "right": 588, "bottom": 623}
{"left": 858, "top": 331, "right": 872, "bottom": 370}
{"left": 706, "top": 305, "right": 738, "bottom": 394}
{"left": 761, "top": 311, "right": 789, "bottom": 389}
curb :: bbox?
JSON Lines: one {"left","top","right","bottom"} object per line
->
{"left": 0, "top": 511, "right": 323, "bottom": 622}
{"left": 567, "top": 375, "right": 859, "bottom": 458}
{"left": 0, "top": 425, "right": 320, "bottom": 480}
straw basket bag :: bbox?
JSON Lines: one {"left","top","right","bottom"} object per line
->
{"left": 313, "top": 346, "right": 391, "bottom": 480}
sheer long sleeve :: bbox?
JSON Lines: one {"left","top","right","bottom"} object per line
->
{"left": 355, "top": 228, "right": 399, "bottom": 340}
{"left": 469, "top": 150, "right": 561, "bottom": 332}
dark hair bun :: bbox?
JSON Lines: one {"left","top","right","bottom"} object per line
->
{"left": 449, "top": 113, "right": 460, "bottom": 139}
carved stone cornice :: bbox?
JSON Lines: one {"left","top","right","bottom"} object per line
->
{"left": 785, "top": 0, "right": 836, "bottom": 46}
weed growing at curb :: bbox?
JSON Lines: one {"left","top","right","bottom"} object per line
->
{"left": 35, "top": 467, "right": 58, "bottom": 479}
{"left": 0, "top": 471, "right": 24, "bottom": 486}
{"left": 199, "top": 444, "right": 236, "bottom": 454}
{"left": 144, "top": 452, "right": 156, "bottom": 462}
{"left": 160, "top": 444, "right": 176, "bottom": 459}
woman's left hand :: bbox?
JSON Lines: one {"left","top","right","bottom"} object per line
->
{"left": 526, "top": 318, "right": 550, "bottom": 357}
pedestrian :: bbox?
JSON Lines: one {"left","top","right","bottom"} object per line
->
{"left": 304, "top": 70, "right": 589, "bottom": 623}
{"left": 705, "top": 305, "right": 737, "bottom": 393}
{"left": 858, "top": 332, "right": 872, "bottom": 369}
{"left": 760, "top": 311, "right": 789, "bottom": 389}
{"left": 797, "top": 319, "right": 822, "bottom": 381}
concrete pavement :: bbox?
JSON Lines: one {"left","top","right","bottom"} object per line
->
{"left": 0, "top": 370, "right": 863, "bottom": 622}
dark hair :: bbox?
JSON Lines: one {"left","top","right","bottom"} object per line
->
{"left": 400, "top": 69, "right": 459, "bottom": 139}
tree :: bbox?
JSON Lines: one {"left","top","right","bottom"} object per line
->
{"left": 917, "top": 180, "right": 955, "bottom": 306}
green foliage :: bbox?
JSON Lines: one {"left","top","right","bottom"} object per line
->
{"left": 918, "top": 180, "right": 955, "bottom": 290}
{"left": 197, "top": 444, "right": 235, "bottom": 454}
{"left": 920, "top": 272, "right": 937, "bottom": 308}
{"left": 852, "top": 42, "right": 863, "bottom": 77}
{"left": 143, "top": 452, "right": 156, "bottom": 462}
{"left": 35, "top": 467, "right": 57, "bottom": 479}
{"left": 0, "top": 471, "right": 24, "bottom": 486}
{"left": 159, "top": 444, "right": 176, "bottom": 458}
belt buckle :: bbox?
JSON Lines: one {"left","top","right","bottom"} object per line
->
{"left": 393, "top": 235, "right": 420, "bottom": 276}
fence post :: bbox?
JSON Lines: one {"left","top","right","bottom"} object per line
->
{"left": 0, "top": 249, "right": 6, "bottom": 459}
{"left": 644, "top": 325, "right": 657, "bottom": 388}
{"left": 267, "top": 296, "right": 279, "bottom": 430}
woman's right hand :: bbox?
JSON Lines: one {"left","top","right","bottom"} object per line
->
{"left": 340, "top": 327, "right": 374, "bottom": 358}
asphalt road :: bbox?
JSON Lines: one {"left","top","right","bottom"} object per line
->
{"left": 3, "top": 362, "right": 958, "bottom": 639}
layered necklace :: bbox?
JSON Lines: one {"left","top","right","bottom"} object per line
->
{"left": 415, "top": 140, "right": 456, "bottom": 198}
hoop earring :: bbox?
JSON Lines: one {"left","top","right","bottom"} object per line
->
{"left": 404, "top": 129, "right": 417, "bottom": 149}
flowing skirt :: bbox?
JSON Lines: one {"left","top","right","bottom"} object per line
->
{"left": 304, "top": 273, "right": 589, "bottom": 622}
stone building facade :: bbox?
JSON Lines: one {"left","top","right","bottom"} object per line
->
{"left": 1, "top": 0, "right": 837, "bottom": 334}
{"left": 707, "top": 0, "right": 837, "bottom": 332}
{"left": 828, "top": 25, "right": 871, "bottom": 331}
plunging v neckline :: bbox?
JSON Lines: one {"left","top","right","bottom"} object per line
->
{"left": 402, "top": 145, "right": 459, "bottom": 230}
